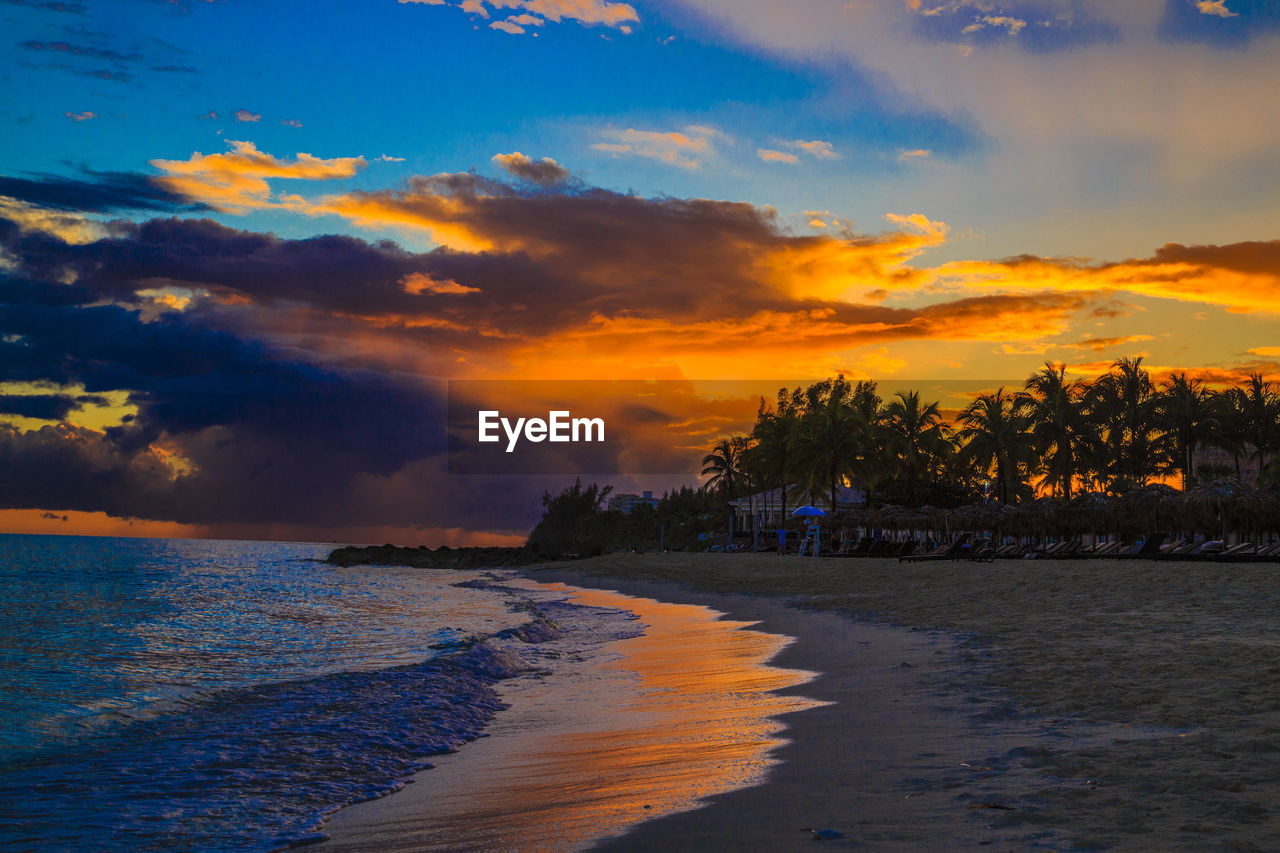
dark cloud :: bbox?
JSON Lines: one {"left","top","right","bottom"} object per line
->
{"left": 19, "top": 40, "right": 142, "bottom": 63}
{"left": 0, "top": 0, "right": 86, "bottom": 14}
{"left": 0, "top": 393, "right": 80, "bottom": 420}
{"left": 1157, "top": 0, "right": 1280, "bottom": 48}
{"left": 492, "top": 152, "right": 572, "bottom": 186}
{"left": 0, "top": 169, "right": 208, "bottom": 213}
{"left": 1147, "top": 240, "right": 1280, "bottom": 276}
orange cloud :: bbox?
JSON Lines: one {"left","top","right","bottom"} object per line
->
{"left": 933, "top": 241, "right": 1280, "bottom": 314}
{"left": 1060, "top": 334, "right": 1156, "bottom": 352}
{"left": 150, "top": 140, "right": 366, "bottom": 212}
{"left": 757, "top": 148, "right": 799, "bottom": 164}
{"left": 590, "top": 125, "right": 724, "bottom": 168}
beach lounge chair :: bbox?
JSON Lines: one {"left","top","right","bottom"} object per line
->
{"left": 1215, "top": 542, "right": 1255, "bottom": 562}
{"left": 1033, "top": 541, "right": 1066, "bottom": 558}
{"left": 829, "top": 536, "right": 872, "bottom": 558}
{"left": 1116, "top": 533, "right": 1167, "bottom": 559}
{"left": 1159, "top": 538, "right": 1199, "bottom": 559}
{"left": 901, "top": 534, "right": 971, "bottom": 562}
{"left": 1048, "top": 539, "right": 1084, "bottom": 559}
{"left": 966, "top": 542, "right": 997, "bottom": 562}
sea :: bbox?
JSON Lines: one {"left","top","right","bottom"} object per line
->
{"left": 0, "top": 534, "right": 643, "bottom": 852}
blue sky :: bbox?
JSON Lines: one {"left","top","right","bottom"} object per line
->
{"left": 6, "top": 0, "right": 1279, "bottom": 259}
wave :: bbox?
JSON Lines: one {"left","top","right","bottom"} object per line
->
{"left": 0, "top": 589, "right": 642, "bottom": 853}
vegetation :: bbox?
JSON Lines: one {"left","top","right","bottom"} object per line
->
{"left": 719, "top": 358, "right": 1280, "bottom": 510}
{"left": 527, "top": 479, "right": 723, "bottom": 556}
{"left": 527, "top": 360, "right": 1279, "bottom": 552}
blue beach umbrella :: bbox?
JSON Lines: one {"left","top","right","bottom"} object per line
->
{"left": 791, "top": 505, "right": 827, "bottom": 517}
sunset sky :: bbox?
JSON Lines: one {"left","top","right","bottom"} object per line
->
{"left": 2, "top": 0, "right": 1279, "bottom": 544}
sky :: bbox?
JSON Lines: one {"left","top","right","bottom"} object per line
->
{"left": 1, "top": 0, "right": 1279, "bottom": 544}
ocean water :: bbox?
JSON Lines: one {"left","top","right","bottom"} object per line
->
{"left": 0, "top": 534, "right": 640, "bottom": 852}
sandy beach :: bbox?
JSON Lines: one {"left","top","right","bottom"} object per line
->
{"left": 534, "top": 553, "right": 1280, "bottom": 850}
{"left": 318, "top": 550, "right": 1280, "bottom": 851}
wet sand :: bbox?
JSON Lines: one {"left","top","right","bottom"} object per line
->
{"left": 319, "top": 580, "right": 823, "bottom": 851}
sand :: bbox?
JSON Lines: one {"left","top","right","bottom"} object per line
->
{"left": 323, "top": 553, "right": 1280, "bottom": 851}
{"left": 537, "top": 554, "right": 1280, "bottom": 850}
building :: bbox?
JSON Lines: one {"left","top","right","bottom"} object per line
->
{"left": 728, "top": 484, "right": 866, "bottom": 528}
{"left": 1190, "top": 445, "right": 1261, "bottom": 487}
{"left": 608, "top": 490, "right": 659, "bottom": 513}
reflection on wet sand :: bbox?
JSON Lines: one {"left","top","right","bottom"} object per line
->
{"left": 320, "top": 582, "right": 824, "bottom": 852}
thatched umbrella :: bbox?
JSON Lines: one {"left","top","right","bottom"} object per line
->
{"left": 1183, "top": 479, "right": 1280, "bottom": 542}
{"left": 1067, "top": 491, "right": 1111, "bottom": 543}
{"left": 1116, "top": 484, "right": 1181, "bottom": 538}
{"left": 1023, "top": 496, "right": 1068, "bottom": 541}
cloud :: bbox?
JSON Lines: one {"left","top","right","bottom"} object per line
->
{"left": 400, "top": 272, "right": 481, "bottom": 295}
{"left": 0, "top": 169, "right": 207, "bottom": 213}
{"left": 405, "top": 0, "right": 636, "bottom": 35}
{"left": 757, "top": 148, "right": 799, "bottom": 164}
{"left": 491, "top": 151, "right": 570, "bottom": 185}
{"left": 233, "top": 109, "right": 260, "bottom": 123}
{"left": 0, "top": 0, "right": 88, "bottom": 14}
{"left": 1248, "top": 346, "right": 1280, "bottom": 357}
{"left": 669, "top": 0, "right": 1280, "bottom": 246}
{"left": 495, "top": 0, "right": 637, "bottom": 27}
{"left": 20, "top": 40, "right": 141, "bottom": 62}
{"left": 590, "top": 125, "right": 725, "bottom": 168}
{"left": 1196, "top": 1, "right": 1237, "bottom": 18}
{"left": 899, "top": 148, "right": 930, "bottom": 161}
{"left": 5, "top": 159, "right": 1276, "bottom": 538}
{"left": 1059, "top": 334, "right": 1156, "bottom": 352}
{"left": 280, "top": 118, "right": 303, "bottom": 128}
{"left": 786, "top": 138, "right": 838, "bottom": 159}
{"left": 198, "top": 110, "right": 218, "bottom": 119}
{"left": 906, "top": 0, "right": 1117, "bottom": 52}
{"left": 932, "top": 239, "right": 1280, "bottom": 314}
{"left": 150, "top": 140, "right": 366, "bottom": 211}
{"left": 63, "top": 110, "right": 96, "bottom": 122}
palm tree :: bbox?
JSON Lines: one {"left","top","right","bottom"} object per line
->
{"left": 882, "top": 390, "right": 949, "bottom": 505}
{"left": 701, "top": 436, "right": 744, "bottom": 498}
{"left": 1208, "top": 386, "right": 1250, "bottom": 481}
{"left": 956, "top": 387, "right": 1033, "bottom": 503}
{"left": 1240, "top": 373, "right": 1280, "bottom": 476}
{"left": 791, "top": 377, "right": 863, "bottom": 513}
{"left": 750, "top": 389, "right": 802, "bottom": 520}
{"left": 1020, "top": 362, "right": 1090, "bottom": 498}
{"left": 1157, "top": 372, "right": 1212, "bottom": 489}
{"left": 1088, "top": 357, "right": 1163, "bottom": 492}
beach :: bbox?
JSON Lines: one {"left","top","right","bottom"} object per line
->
{"left": 322, "top": 550, "right": 1280, "bottom": 850}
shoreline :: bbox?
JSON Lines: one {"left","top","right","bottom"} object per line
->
{"left": 319, "top": 573, "right": 824, "bottom": 851}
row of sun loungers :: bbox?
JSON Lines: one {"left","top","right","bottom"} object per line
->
{"left": 821, "top": 533, "right": 1280, "bottom": 562}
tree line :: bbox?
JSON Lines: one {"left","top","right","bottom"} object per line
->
{"left": 701, "top": 358, "right": 1280, "bottom": 515}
